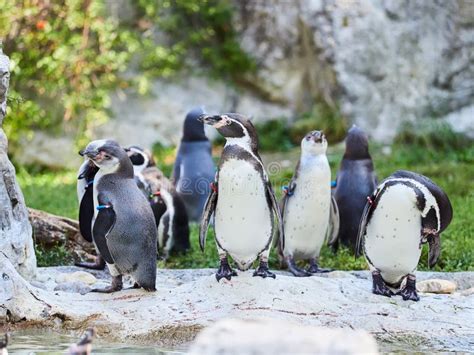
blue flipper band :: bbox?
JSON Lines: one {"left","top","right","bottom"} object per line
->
{"left": 97, "top": 204, "right": 111, "bottom": 210}
{"left": 331, "top": 180, "right": 337, "bottom": 188}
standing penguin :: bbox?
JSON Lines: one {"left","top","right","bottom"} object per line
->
{"left": 80, "top": 139, "right": 157, "bottom": 292}
{"left": 76, "top": 159, "right": 105, "bottom": 270}
{"left": 280, "top": 131, "right": 339, "bottom": 277}
{"left": 125, "top": 146, "right": 190, "bottom": 256}
{"left": 357, "top": 170, "right": 453, "bottom": 301}
{"left": 333, "top": 125, "right": 377, "bottom": 252}
{"left": 173, "top": 108, "right": 215, "bottom": 222}
{"left": 199, "top": 113, "right": 283, "bottom": 281}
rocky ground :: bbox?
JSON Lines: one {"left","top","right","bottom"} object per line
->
{"left": 2, "top": 258, "right": 473, "bottom": 352}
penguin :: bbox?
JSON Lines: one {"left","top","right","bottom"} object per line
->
{"left": 76, "top": 159, "right": 105, "bottom": 270}
{"left": 279, "top": 130, "right": 339, "bottom": 277}
{"left": 0, "top": 333, "right": 9, "bottom": 355}
{"left": 199, "top": 113, "right": 284, "bottom": 281}
{"left": 173, "top": 107, "right": 215, "bottom": 222}
{"left": 67, "top": 328, "right": 95, "bottom": 355}
{"left": 356, "top": 170, "right": 453, "bottom": 301}
{"left": 333, "top": 125, "right": 377, "bottom": 252}
{"left": 79, "top": 139, "right": 157, "bottom": 292}
{"left": 125, "top": 146, "right": 191, "bottom": 257}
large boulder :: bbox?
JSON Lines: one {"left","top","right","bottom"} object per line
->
{"left": 0, "top": 47, "right": 36, "bottom": 279}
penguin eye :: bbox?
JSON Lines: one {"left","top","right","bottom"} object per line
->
{"left": 104, "top": 154, "right": 111, "bottom": 159}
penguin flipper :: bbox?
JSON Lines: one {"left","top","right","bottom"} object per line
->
{"left": 266, "top": 182, "right": 285, "bottom": 251}
{"left": 79, "top": 186, "right": 94, "bottom": 243}
{"left": 199, "top": 188, "right": 217, "bottom": 252}
{"left": 327, "top": 195, "right": 340, "bottom": 247}
{"left": 427, "top": 232, "right": 441, "bottom": 268}
{"left": 356, "top": 191, "right": 377, "bottom": 258}
{"left": 92, "top": 203, "right": 116, "bottom": 264}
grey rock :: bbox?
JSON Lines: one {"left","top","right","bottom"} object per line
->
{"left": 189, "top": 318, "right": 379, "bottom": 355}
{"left": 54, "top": 281, "right": 91, "bottom": 295}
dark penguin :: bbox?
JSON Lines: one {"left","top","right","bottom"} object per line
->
{"left": 76, "top": 159, "right": 105, "bottom": 270}
{"left": 67, "top": 328, "right": 95, "bottom": 355}
{"left": 279, "top": 131, "right": 339, "bottom": 277}
{"left": 199, "top": 113, "right": 284, "bottom": 281}
{"left": 0, "top": 333, "right": 9, "bottom": 355}
{"left": 80, "top": 139, "right": 157, "bottom": 292}
{"left": 333, "top": 125, "right": 377, "bottom": 252}
{"left": 357, "top": 170, "right": 453, "bottom": 301}
{"left": 173, "top": 108, "right": 215, "bottom": 222}
{"left": 125, "top": 146, "right": 190, "bottom": 257}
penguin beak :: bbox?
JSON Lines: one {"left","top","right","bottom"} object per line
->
{"left": 197, "top": 114, "right": 220, "bottom": 125}
{"left": 79, "top": 148, "right": 99, "bottom": 159}
{"left": 308, "top": 131, "right": 324, "bottom": 143}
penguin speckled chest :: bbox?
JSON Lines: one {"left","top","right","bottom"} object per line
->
{"left": 199, "top": 113, "right": 284, "bottom": 281}
{"left": 333, "top": 125, "right": 376, "bottom": 252}
{"left": 357, "top": 170, "right": 453, "bottom": 301}
{"left": 280, "top": 131, "right": 339, "bottom": 277}
{"left": 80, "top": 139, "right": 157, "bottom": 293}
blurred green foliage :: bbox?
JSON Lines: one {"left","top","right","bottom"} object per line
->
{"left": 1, "top": 0, "right": 253, "bottom": 151}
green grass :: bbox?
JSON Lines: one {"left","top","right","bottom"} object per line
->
{"left": 17, "top": 143, "right": 474, "bottom": 271}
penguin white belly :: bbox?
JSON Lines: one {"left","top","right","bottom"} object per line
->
{"left": 283, "top": 163, "right": 331, "bottom": 259}
{"left": 364, "top": 185, "right": 422, "bottom": 285}
{"left": 215, "top": 159, "right": 272, "bottom": 270}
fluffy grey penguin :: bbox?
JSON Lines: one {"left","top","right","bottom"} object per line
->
{"left": 333, "top": 125, "right": 377, "bottom": 252}
{"left": 79, "top": 139, "right": 157, "bottom": 292}
{"left": 76, "top": 160, "right": 105, "bottom": 270}
{"left": 0, "top": 333, "right": 9, "bottom": 355}
{"left": 173, "top": 107, "right": 215, "bottom": 221}
{"left": 357, "top": 170, "right": 453, "bottom": 301}
{"left": 199, "top": 113, "right": 284, "bottom": 281}
{"left": 279, "top": 131, "right": 339, "bottom": 277}
{"left": 125, "top": 145, "right": 190, "bottom": 257}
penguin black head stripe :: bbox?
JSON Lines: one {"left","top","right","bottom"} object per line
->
{"left": 344, "top": 125, "right": 370, "bottom": 160}
{"left": 124, "top": 145, "right": 155, "bottom": 174}
{"left": 199, "top": 113, "right": 258, "bottom": 152}
{"left": 79, "top": 140, "right": 133, "bottom": 178}
{"left": 183, "top": 107, "right": 207, "bottom": 142}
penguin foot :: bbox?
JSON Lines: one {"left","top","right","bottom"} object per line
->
{"left": 253, "top": 262, "right": 276, "bottom": 279}
{"left": 398, "top": 275, "right": 420, "bottom": 301}
{"left": 286, "top": 257, "right": 311, "bottom": 277}
{"left": 74, "top": 256, "right": 106, "bottom": 270}
{"left": 216, "top": 258, "right": 238, "bottom": 282}
{"left": 91, "top": 276, "right": 123, "bottom": 293}
{"left": 307, "top": 259, "right": 332, "bottom": 274}
{"left": 372, "top": 271, "right": 393, "bottom": 297}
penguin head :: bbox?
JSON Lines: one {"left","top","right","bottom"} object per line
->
{"left": 344, "top": 125, "right": 370, "bottom": 160}
{"left": 182, "top": 107, "right": 208, "bottom": 142}
{"left": 79, "top": 139, "right": 133, "bottom": 177}
{"left": 301, "top": 130, "right": 327, "bottom": 155}
{"left": 198, "top": 113, "right": 258, "bottom": 151}
{"left": 124, "top": 145, "right": 155, "bottom": 175}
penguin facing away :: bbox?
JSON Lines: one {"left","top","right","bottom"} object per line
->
{"left": 173, "top": 107, "right": 215, "bottom": 222}
{"left": 279, "top": 130, "right": 339, "bottom": 277}
{"left": 357, "top": 170, "right": 453, "bottom": 301}
{"left": 199, "top": 113, "right": 284, "bottom": 281}
{"left": 67, "top": 328, "right": 95, "bottom": 355}
{"left": 80, "top": 139, "right": 157, "bottom": 292}
{"left": 125, "top": 145, "right": 190, "bottom": 256}
{"left": 76, "top": 159, "right": 105, "bottom": 270}
{"left": 333, "top": 125, "right": 377, "bottom": 252}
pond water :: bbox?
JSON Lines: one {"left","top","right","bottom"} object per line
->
{"left": 6, "top": 330, "right": 185, "bottom": 355}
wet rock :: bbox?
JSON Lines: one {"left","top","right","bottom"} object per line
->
{"left": 55, "top": 271, "right": 97, "bottom": 285}
{"left": 54, "top": 282, "right": 91, "bottom": 295}
{"left": 417, "top": 279, "right": 457, "bottom": 294}
{"left": 459, "top": 287, "right": 474, "bottom": 296}
{"left": 189, "top": 318, "right": 379, "bottom": 355}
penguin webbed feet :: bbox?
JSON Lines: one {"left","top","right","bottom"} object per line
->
{"left": 307, "top": 258, "right": 332, "bottom": 274}
{"left": 74, "top": 256, "right": 106, "bottom": 270}
{"left": 371, "top": 271, "right": 394, "bottom": 297}
{"left": 216, "top": 257, "right": 238, "bottom": 282}
{"left": 286, "top": 256, "right": 311, "bottom": 277}
{"left": 91, "top": 275, "right": 123, "bottom": 293}
{"left": 397, "top": 275, "right": 420, "bottom": 302}
{"left": 253, "top": 261, "right": 276, "bottom": 279}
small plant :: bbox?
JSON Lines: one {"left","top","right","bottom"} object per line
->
{"left": 254, "top": 119, "right": 294, "bottom": 152}
{"left": 35, "top": 244, "right": 72, "bottom": 267}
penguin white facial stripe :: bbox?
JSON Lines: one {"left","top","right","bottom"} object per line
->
{"left": 225, "top": 118, "right": 267, "bottom": 180}
{"left": 377, "top": 178, "right": 441, "bottom": 231}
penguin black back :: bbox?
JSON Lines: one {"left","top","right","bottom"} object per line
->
{"left": 333, "top": 126, "right": 377, "bottom": 252}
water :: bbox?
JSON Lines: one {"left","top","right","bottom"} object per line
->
{"left": 6, "top": 330, "right": 185, "bottom": 355}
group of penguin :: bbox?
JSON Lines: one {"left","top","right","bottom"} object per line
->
{"left": 76, "top": 109, "right": 453, "bottom": 302}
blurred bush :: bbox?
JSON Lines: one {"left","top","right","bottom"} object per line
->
{"left": 0, "top": 0, "right": 254, "bottom": 151}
